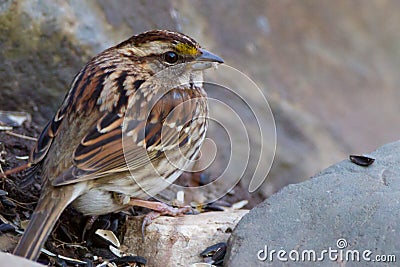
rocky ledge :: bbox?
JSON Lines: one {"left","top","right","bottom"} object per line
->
{"left": 225, "top": 141, "right": 400, "bottom": 266}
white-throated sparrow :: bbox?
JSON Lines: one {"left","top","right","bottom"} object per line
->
{"left": 13, "top": 30, "right": 223, "bottom": 261}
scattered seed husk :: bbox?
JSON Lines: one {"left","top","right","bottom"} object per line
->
{"left": 0, "top": 126, "right": 13, "bottom": 131}
{"left": 349, "top": 155, "right": 375, "bottom": 166}
{"left": 41, "top": 248, "right": 57, "bottom": 257}
{"left": 96, "top": 261, "right": 118, "bottom": 267}
{"left": 0, "top": 223, "right": 15, "bottom": 232}
{"left": 58, "top": 254, "right": 88, "bottom": 265}
{"left": 15, "top": 155, "right": 29, "bottom": 160}
{"left": 200, "top": 242, "right": 227, "bottom": 258}
{"left": 95, "top": 229, "right": 120, "bottom": 248}
{"left": 110, "top": 255, "right": 147, "bottom": 265}
{"left": 0, "top": 214, "right": 10, "bottom": 224}
{"left": 231, "top": 200, "right": 248, "bottom": 210}
{"left": 176, "top": 190, "right": 185, "bottom": 204}
{"left": 108, "top": 245, "right": 122, "bottom": 257}
{"left": 1, "top": 197, "right": 16, "bottom": 208}
{"left": 190, "top": 263, "right": 216, "bottom": 267}
{"left": 0, "top": 111, "right": 31, "bottom": 127}
{"left": 203, "top": 203, "right": 225, "bottom": 212}
{"left": 0, "top": 189, "right": 8, "bottom": 196}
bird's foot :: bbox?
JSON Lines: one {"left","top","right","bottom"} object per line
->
{"left": 128, "top": 198, "right": 192, "bottom": 240}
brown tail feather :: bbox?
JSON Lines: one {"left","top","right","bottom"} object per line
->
{"left": 13, "top": 186, "right": 80, "bottom": 261}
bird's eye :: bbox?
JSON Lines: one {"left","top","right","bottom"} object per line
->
{"left": 164, "top": 51, "right": 178, "bottom": 64}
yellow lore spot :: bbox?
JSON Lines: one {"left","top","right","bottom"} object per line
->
{"left": 175, "top": 43, "right": 198, "bottom": 56}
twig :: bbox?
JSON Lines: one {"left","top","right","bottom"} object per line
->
{"left": 0, "top": 163, "right": 31, "bottom": 179}
{"left": 5, "top": 197, "right": 37, "bottom": 209}
{"left": 5, "top": 131, "right": 37, "bottom": 141}
{"left": 0, "top": 163, "right": 5, "bottom": 178}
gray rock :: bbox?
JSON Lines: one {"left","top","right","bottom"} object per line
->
{"left": 0, "top": 251, "right": 44, "bottom": 267}
{"left": 225, "top": 141, "right": 400, "bottom": 266}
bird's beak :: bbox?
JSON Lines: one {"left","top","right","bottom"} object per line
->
{"left": 191, "top": 48, "right": 224, "bottom": 71}
{"left": 196, "top": 49, "right": 224, "bottom": 63}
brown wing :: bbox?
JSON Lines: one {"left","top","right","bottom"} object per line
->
{"left": 20, "top": 107, "right": 65, "bottom": 187}
{"left": 29, "top": 61, "right": 91, "bottom": 167}
{"left": 50, "top": 111, "right": 147, "bottom": 185}
{"left": 52, "top": 86, "right": 206, "bottom": 186}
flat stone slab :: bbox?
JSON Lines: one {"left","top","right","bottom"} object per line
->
{"left": 0, "top": 252, "right": 44, "bottom": 267}
{"left": 225, "top": 141, "right": 400, "bottom": 266}
{"left": 123, "top": 210, "right": 248, "bottom": 266}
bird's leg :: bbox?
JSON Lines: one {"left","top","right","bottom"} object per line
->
{"left": 82, "top": 215, "right": 98, "bottom": 241}
{"left": 128, "top": 198, "right": 192, "bottom": 240}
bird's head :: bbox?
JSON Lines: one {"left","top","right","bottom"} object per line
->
{"left": 116, "top": 30, "right": 223, "bottom": 75}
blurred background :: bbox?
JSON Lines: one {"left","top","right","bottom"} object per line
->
{"left": 1, "top": 0, "right": 399, "bottom": 207}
